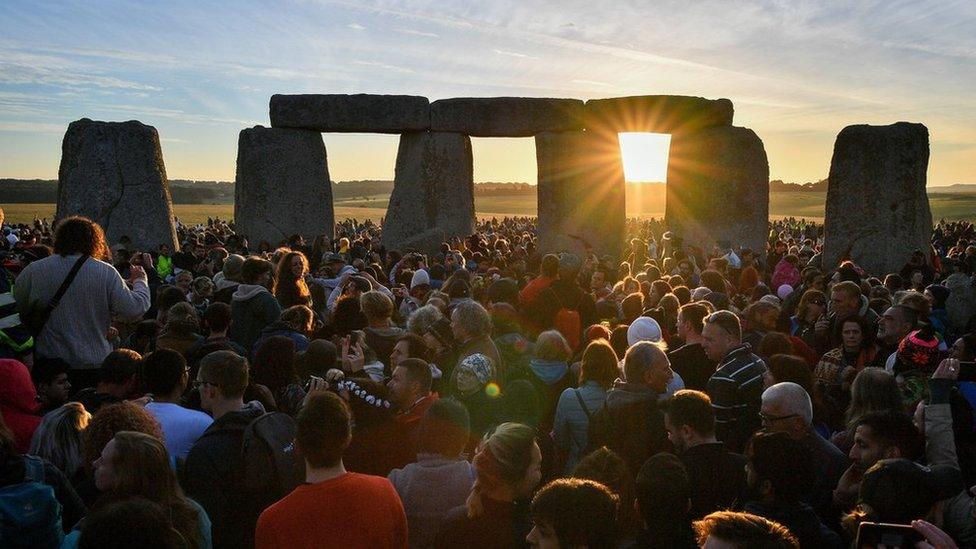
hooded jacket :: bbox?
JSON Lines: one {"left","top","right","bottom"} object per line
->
{"left": 181, "top": 401, "right": 267, "bottom": 549}
{"left": 229, "top": 284, "right": 282, "bottom": 355}
{"left": 0, "top": 358, "right": 40, "bottom": 453}
{"left": 587, "top": 380, "right": 670, "bottom": 475}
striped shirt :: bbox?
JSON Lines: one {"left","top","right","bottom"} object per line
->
{"left": 707, "top": 343, "right": 767, "bottom": 452}
{"left": 13, "top": 254, "right": 150, "bottom": 367}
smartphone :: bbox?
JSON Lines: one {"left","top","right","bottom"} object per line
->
{"left": 855, "top": 522, "right": 923, "bottom": 548}
{"left": 958, "top": 361, "right": 976, "bottom": 382}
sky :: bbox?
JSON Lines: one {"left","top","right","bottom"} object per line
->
{"left": 0, "top": 0, "right": 973, "bottom": 186}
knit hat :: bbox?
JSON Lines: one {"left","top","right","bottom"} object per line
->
{"left": 458, "top": 353, "right": 494, "bottom": 385}
{"left": 925, "top": 284, "right": 950, "bottom": 309}
{"left": 895, "top": 328, "right": 942, "bottom": 375}
{"left": 777, "top": 284, "right": 794, "bottom": 300}
{"left": 627, "top": 316, "right": 663, "bottom": 346}
{"left": 410, "top": 269, "right": 431, "bottom": 289}
{"left": 760, "top": 294, "right": 782, "bottom": 307}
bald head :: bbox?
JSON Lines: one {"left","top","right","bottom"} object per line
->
{"left": 760, "top": 382, "right": 813, "bottom": 436}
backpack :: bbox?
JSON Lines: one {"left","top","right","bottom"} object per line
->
{"left": 0, "top": 455, "right": 63, "bottom": 549}
{"left": 242, "top": 412, "right": 305, "bottom": 503}
{"left": 552, "top": 290, "right": 582, "bottom": 352}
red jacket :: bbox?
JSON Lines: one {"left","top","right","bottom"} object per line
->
{"left": 0, "top": 359, "right": 40, "bottom": 453}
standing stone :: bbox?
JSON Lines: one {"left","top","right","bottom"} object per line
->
{"left": 823, "top": 123, "right": 931, "bottom": 275}
{"left": 57, "top": 118, "right": 178, "bottom": 250}
{"left": 585, "top": 95, "right": 734, "bottom": 134}
{"left": 235, "top": 126, "right": 333, "bottom": 246}
{"left": 944, "top": 273, "right": 976, "bottom": 334}
{"left": 666, "top": 126, "right": 769, "bottom": 256}
{"left": 382, "top": 132, "right": 474, "bottom": 253}
{"left": 430, "top": 97, "right": 584, "bottom": 136}
{"left": 535, "top": 131, "right": 626, "bottom": 257}
{"left": 270, "top": 94, "right": 430, "bottom": 133}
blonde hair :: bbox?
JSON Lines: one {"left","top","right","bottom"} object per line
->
{"left": 466, "top": 423, "right": 537, "bottom": 517}
{"left": 29, "top": 402, "right": 90, "bottom": 478}
{"left": 534, "top": 330, "right": 571, "bottom": 362}
{"left": 360, "top": 290, "right": 394, "bottom": 322}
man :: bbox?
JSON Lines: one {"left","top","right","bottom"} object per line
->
{"left": 255, "top": 391, "right": 408, "bottom": 549}
{"left": 314, "top": 252, "right": 357, "bottom": 293}
{"left": 383, "top": 358, "right": 437, "bottom": 473}
{"left": 702, "top": 311, "right": 767, "bottom": 452}
{"left": 535, "top": 253, "right": 597, "bottom": 348}
{"left": 833, "top": 409, "right": 924, "bottom": 510}
{"left": 182, "top": 351, "right": 267, "bottom": 548}
{"left": 362, "top": 291, "right": 405, "bottom": 374}
{"left": 589, "top": 266, "right": 611, "bottom": 299}
{"left": 632, "top": 452, "right": 697, "bottom": 548}
{"left": 815, "top": 281, "right": 878, "bottom": 352}
{"left": 450, "top": 300, "right": 503, "bottom": 383}
{"left": 73, "top": 349, "right": 141, "bottom": 414}
{"left": 185, "top": 302, "right": 247, "bottom": 371}
{"left": 668, "top": 302, "right": 714, "bottom": 391}
{"left": 877, "top": 304, "right": 918, "bottom": 370}
{"left": 760, "top": 382, "right": 846, "bottom": 521}
{"left": 692, "top": 511, "right": 798, "bottom": 548}
{"left": 742, "top": 432, "right": 842, "bottom": 548}
{"left": 142, "top": 349, "right": 213, "bottom": 462}
{"left": 587, "top": 341, "right": 672, "bottom": 475}
{"left": 526, "top": 478, "right": 618, "bottom": 548}
{"left": 664, "top": 390, "right": 746, "bottom": 518}
{"left": 229, "top": 257, "right": 282, "bottom": 354}
{"left": 30, "top": 357, "right": 71, "bottom": 415}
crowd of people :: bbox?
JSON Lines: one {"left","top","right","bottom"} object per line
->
{"left": 2, "top": 207, "right": 976, "bottom": 548}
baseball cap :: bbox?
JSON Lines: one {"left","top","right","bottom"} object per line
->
{"left": 858, "top": 458, "right": 963, "bottom": 524}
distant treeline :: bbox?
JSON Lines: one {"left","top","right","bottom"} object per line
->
{"left": 770, "top": 178, "right": 828, "bottom": 191}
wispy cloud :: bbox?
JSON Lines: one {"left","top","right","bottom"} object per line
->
{"left": 347, "top": 22, "right": 365, "bottom": 30}
{"left": 352, "top": 60, "right": 414, "bottom": 73}
{"left": 492, "top": 49, "right": 535, "bottom": 59}
{"left": 397, "top": 28, "right": 438, "bottom": 38}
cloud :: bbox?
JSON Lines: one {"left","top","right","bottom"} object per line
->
{"left": 492, "top": 49, "right": 536, "bottom": 59}
{"left": 347, "top": 23, "right": 365, "bottom": 30}
{"left": 397, "top": 29, "right": 438, "bottom": 37}
{"left": 352, "top": 60, "right": 414, "bottom": 73}
{"left": 0, "top": 121, "right": 64, "bottom": 133}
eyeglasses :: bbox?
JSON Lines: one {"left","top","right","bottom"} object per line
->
{"left": 759, "top": 412, "right": 799, "bottom": 424}
{"left": 192, "top": 380, "right": 218, "bottom": 389}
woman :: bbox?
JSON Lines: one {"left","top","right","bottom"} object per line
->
{"left": 251, "top": 336, "right": 306, "bottom": 416}
{"left": 435, "top": 423, "right": 542, "bottom": 549}
{"left": 28, "top": 402, "right": 91, "bottom": 482}
{"left": 229, "top": 257, "right": 282, "bottom": 353}
{"left": 813, "top": 315, "right": 878, "bottom": 408}
{"left": 453, "top": 353, "right": 499, "bottom": 451}
{"left": 830, "top": 368, "right": 903, "bottom": 454}
{"left": 520, "top": 330, "right": 574, "bottom": 432}
{"left": 253, "top": 304, "right": 314, "bottom": 354}
{"left": 273, "top": 251, "right": 312, "bottom": 309}
{"left": 155, "top": 302, "right": 204, "bottom": 356}
{"left": 63, "top": 431, "right": 211, "bottom": 548}
{"left": 553, "top": 339, "right": 619, "bottom": 474}
{"left": 790, "top": 289, "right": 826, "bottom": 351}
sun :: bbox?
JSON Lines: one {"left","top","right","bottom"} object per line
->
{"left": 618, "top": 132, "right": 671, "bottom": 183}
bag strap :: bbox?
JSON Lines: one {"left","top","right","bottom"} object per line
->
{"left": 37, "top": 255, "right": 88, "bottom": 334}
{"left": 574, "top": 389, "right": 592, "bottom": 420}
{"left": 22, "top": 455, "right": 45, "bottom": 483}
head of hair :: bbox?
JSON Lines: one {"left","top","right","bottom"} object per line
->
{"left": 705, "top": 310, "right": 741, "bottom": 341}
{"left": 609, "top": 325, "right": 630, "bottom": 358}
{"left": 854, "top": 409, "right": 924, "bottom": 461}
{"left": 898, "top": 291, "right": 932, "bottom": 318}
{"left": 693, "top": 511, "right": 799, "bottom": 548}
{"left": 28, "top": 402, "right": 91, "bottom": 478}
{"left": 241, "top": 256, "right": 273, "bottom": 284}
{"left": 162, "top": 302, "right": 200, "bottom": 336}
{"left": 54, "top": 216, "right": 109, "bottom": 259}
{"left": 252, "top": 336, "right": 297, "bottom": 392}
{"left": 296, "top": 391, "right": 352, "bottom": 468}
{"left": 31, "top": 356, "right": 70, "bottom": 386}
{"left": 765, "top": 354, "right": 813, "bottom": 394}
{"left": 83, "top": 403, "right": 163, "bottom": 473}
{"left": 452, "top": 300, "right": 492, "bottom": 338}
{"left": 679, "top": 302, "right": 709, "bottom": 335}
{"left": 394, "top": 332, "right": 431, "bottom": 362}
{"left": 756, "top": 332, "right": 793, "bottom": 361}
{"left": 397, "top": 357, "right": 433, "bottom": 395}
{"left": 198, "top": 350, "right": 249, "bottom": 399}
{"left": 635, "top": 452, "right": 691, "bottom": 528}
{"left": 77, "top": 496, "right": 187, "bottom": 549}
{"left": 141, "top": 349, "right": 188, "bottom": 396}
{"left": 406, "top": 304, "right": 443, "bottom": 336}
{"left": 846, "top": 368, "right": 904, "bottom": 427}
{"left": 541, "top": 254, "right": 559, "bottom": 277}
{"left": 579, "top": 339, "right": 620, "bottom": 389}
{"left": 360, "top": 290, "right": 394, "bottom": 322}
{"left": 664, "top": 390, "right": 715, "bottom": 437}
{"left": 467, "top": 422, "right": 537, "bottom": 517}
{"left": 530, "top": 478, "right": 618, "bottom": 546}
{"left": 746, "top": 431, "right": 814, "bottom": 501}
{"left": 155, "top": 286, "right": 187, "bottom": 316}
{"left": 100, "top": 349, "right": 142, "bottom": 385}
{"left": 762, "top": 382, "right": 813, "bottom": 425}
{"left": 795, "top": 290, "right": 825, "bottom": 321}
{"left": 621, "top": 292, "right": 645, "bottom": 321}
{"left": 534, "top": 330, "right": 571, "bottom": 362}
{"left": 280, "top": 305, "right": 314, "bottom": 333}
{"left": 203, "top": 301, "right": 232, "bottom": 333}
{"left": 700, "top": 270, "right": 726, "bottom": 294}
{"left": 623, "top": 341, "right": 666, "bottom": 384}
{"left": 832, "top": 280, "right": 862, "bottom": 302}
{"left": 417, "top": 398, "right": 470, "bottom": 458}
{"left": 672, "top": 285, "right": 691, "bottom": 305}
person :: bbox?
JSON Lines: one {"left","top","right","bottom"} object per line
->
{"left": 72, "top": 349, "right": 142, "bottom": 414}
{"left": 692, "top": 511, "right": 798, "bottom": 548}
{"left": 0, "top": 358, "right": 42, "bottom": 452}
{"left": 632, "top": 453, "right": 698, "bottom": 549}
{"left": 813, "top": 315, "right": 879, "bottom": 399}
{"left": 272, "top": 251, "right": 312, "bottom": 309}
{"left": 184, "top": 302, "right": 246, "bottom": 371}
{"left": 759, "top": 382, "right": 846, "bottom": 521}
{"left": 28, "top": 402, "right": 91, "bottom": 482}
{"left": 31, "top": 357, "right": 72, "bottom": 415}
{"left": 255, "top": 391, "right": 408, "bottom": 549}
{"left": 816, "top": 281, "right": 878, "bottom": 353}
{"left": 876, "top": 304, "right": 918, "bottom": 368}
{"left": 0, "top": 412, "right": 87, "bottom": 543}
{"left": 664, "top": 389, "right": 746, "bottom": 518}
{"left": 789, "top": 289, "right": 826, "bottom": 351}
{"left": 451, "top": 300, "right": 503, "bottom": 384}
{"left": 553, "top": 339, "right": 618, "bottom": 474}
{"left": 452, "top": 353, "right": 500, "bottom": 449}
{"left": 831, "top": 367, "right": 903, "bottom": 454}
{"left": 702, "top": 311, "right": 767, "bottom": 452}
{"left": 155, "top": 302, "right": 204, "bottom": 356}
{"left": 63, "top": 431, "right": 211, "bottom": 549}
{"left": 436, "top": 422, "right": 542, "bottom": 549}
{"left": 667, "top": 302, "right": 713, "bottom": 391}
{"left": 142, "top": 349, "right": 213, "bottom": 463}
{"left": 251, "top": 336, "right": 306, "bottom": 416}
{"left": 388, "top": 399, "right": 476, "bottom": 548}
{"left": 525, "top": 478, "right": 618, "bottom": 548}
{"left": 252, "top": 305, "right": 313, "bottom": 355}
{"left": 74, "top": 496, "right": 187, "bottom": 549}
{"left": 13, "top": 217, "right": 150, "bottom": 388}
{"left": 229, "top": 257, "right": 282, "bottom": 354}
{"left": 181, "top": 351, "right": 267, "bottom": 548}
{"left": 383, "top": 357, "right": 438, "bottom": 473}
{"left": 586, "top": 341, "right": 672, "bottom": 475}
{"left": 362, "top": 290, "right": 405, "bottom": 374}
{"left": 519, "top": 330, "right": 574, "bottom": 431}
{"left": 742, "top": 431, "right": 842, "bottom": 548}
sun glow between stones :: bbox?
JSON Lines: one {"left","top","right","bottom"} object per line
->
{"left": 618, "top": 132, "right": 671, "bottom": 183}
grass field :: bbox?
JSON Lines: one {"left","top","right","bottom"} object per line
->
{"left": 4, "top": 190, "right": 974, "bottom": 226}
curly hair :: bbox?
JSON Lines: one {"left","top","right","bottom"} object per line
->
{"left": 83, "top": 402, "right": 162, "bottom": 471}
{"left": 54, "top": 216, "right": 109, "bottom": 260}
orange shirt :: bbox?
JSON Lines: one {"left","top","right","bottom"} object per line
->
{"left": 255, "top": 472, "right": 408, "bottom": 549}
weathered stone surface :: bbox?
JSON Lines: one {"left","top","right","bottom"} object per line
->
{"left": 382, "top": 132, "right": 474, "bottom": 253}
{"left": 270, "top": 94, "right": 429, "bottom": 133}
{"left": 584, "top": 95, "right": 733, "bottom": 134}
{"left": 56, "top": 118, "right": 178, "bottom": 251}
{"left": 535, "top": 131, "right": 626, "bottom": 257}
{"left": 430, "top": 97, "right": 584, "bottom": 137}
{"left": 234, "top": 126, "right": 333, "bottom": 246}
{"left": 944, "top": 273, "right": 976, "bottom": 334}
{"left": 665, "top": 126, "right": 769, "bottom": 256}
{"left": 823, "top": 123, "right": 931, "bottom": 276}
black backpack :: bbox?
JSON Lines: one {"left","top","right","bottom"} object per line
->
{"left": 242, "top": 412, "right": 304, "bottom": 503}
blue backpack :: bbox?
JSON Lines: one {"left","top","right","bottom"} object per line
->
{"left": 0, "top": 455, "right": 64, "bottom": 548}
